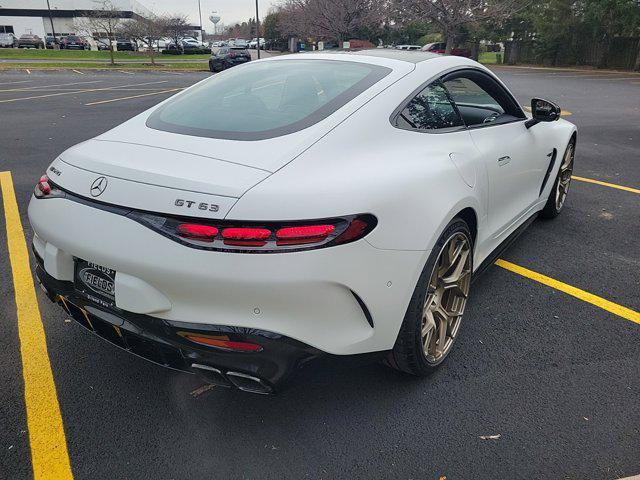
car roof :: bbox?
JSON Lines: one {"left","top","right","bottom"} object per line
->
{"left": 281, "top": 49, "right": 442, "bottom": 66}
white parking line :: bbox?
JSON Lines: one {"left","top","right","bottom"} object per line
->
{"left": 0, "top": 80, "right": 103, "bottom": 92}
{"left": 0, "top": 80, "right": 169, "bottom": 104}
{"left": 72, "top": 69, "right": 85, "bottom": 75}
{"left": 85, "top": 88, "right": 181, "bottom": 105}
{"left": 0, "top": 79, "right": 34, "bottom": 86}
{"left": 119, "top": 70, "right": 134, "bottom": 75}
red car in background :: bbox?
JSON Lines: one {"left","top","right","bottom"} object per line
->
{"left": 422, "top": 42, "right": 471, "bottom": 58}
{"left": 59, "top": 35, "right": 89, "bottom": 50}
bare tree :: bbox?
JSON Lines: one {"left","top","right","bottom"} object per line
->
{"left": 118, "top": 16, "right": 166, "bottom": 65}
{"left": 393, "top": 0, "right": 527, "bottom": 53}
{"left": 278, "top": 0, "right": 385, "bottom": 42}
{"left": 163, "top": 15, "right": 191, "bottom": 53}
{"left": 74, "top": 0, "right": 124, "bottom": 65}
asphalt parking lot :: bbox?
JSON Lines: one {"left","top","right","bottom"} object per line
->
{"left": 0, "top": 66, "right": 638, "bottom": 480}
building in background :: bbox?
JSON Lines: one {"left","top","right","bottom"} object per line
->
{"left": 0, "top": 0, "right": 151, "bottom": 38}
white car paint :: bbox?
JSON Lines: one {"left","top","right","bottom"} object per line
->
{"left": 28, "top": 51, "right": 576, "bottom": 358}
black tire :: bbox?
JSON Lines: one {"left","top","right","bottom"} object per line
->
{"left": 209, "top": 61, "right": 215, "bottom": 72}
{"left": 388, "top": 218, "right": 473, "bottom": 376}
{"left": 540, "top": 138, "right": 576, "bottom": 219}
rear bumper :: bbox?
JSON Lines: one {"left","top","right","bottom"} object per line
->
{"left": 35, "top": 261, "right": 321, "bottom": 393}
{"left": 29, "top": 195, "right": 425, "bottom": 356}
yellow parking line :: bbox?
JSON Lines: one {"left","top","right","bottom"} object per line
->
{"left": 572, "top": 176, "right": 640, "bottom": 194}
{"left": 0, "top": 171, "right": 73, "bottom": 479}
{"left": 496, "top": 259, "right": 640, "bottom": 325}
{"left": 84, "top": 88, "right": 181, "bottom": 106}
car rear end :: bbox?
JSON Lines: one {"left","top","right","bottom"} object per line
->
{"left": 62, "top": 36, "right": 85, "bottom": 50}
{"left": 28, "top": 54, "right": 422, "bottom": 393}
{"left": 227, "top": 46, "right": 251, "bottom": 65}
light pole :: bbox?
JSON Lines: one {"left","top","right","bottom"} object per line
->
{"left": 197, "top": 0, "right": 204, "bottom": 43}
{"left": 255, "top": 0, "right": 260, "bottom": 59}
{"left": 45, "top": 0, "right": 58, "bottom": 46}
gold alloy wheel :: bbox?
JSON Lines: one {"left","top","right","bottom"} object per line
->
{"left": 556, "top": 142, "right": 575, "bottom": 211}
{"left": 421, "top": 232, "right": 472, "bottom": 364}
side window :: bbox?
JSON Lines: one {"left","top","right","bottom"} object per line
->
{"left": 442, "top": 72, "right": 524, "bottom": 127}
{"left": 397, "top": 82, "right": 463, "bottom": 131}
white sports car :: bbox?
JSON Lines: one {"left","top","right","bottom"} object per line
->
{"left": 29, "top": 51, "right": 576, "bottom": 394}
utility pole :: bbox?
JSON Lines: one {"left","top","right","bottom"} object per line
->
{"left": 45, "top": 0, "right": 58, "bottom": 48}
{"left": 255, "top": 0, "right": 260, "bottom": 59}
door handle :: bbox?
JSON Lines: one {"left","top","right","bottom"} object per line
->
{"left": 497, "top": 156, "right": 511, "bottom": 166}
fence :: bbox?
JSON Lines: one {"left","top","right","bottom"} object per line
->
{"left": 504, "top": 36, "right": 640, "bottom": 70}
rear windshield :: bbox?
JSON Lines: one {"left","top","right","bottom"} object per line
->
{"left": 146, "top": 59, "right": 391, "bottom": 141}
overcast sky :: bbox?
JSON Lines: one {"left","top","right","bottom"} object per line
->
{"left": 141, "top": 0, "right": 279, "bottom": 32}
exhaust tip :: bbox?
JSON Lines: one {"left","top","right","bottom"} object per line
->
{"left": 191, "top": 363, "right": 231, "bottom": 388}
{"left": 226, "top": 371, "right": 273, "bottom": 395}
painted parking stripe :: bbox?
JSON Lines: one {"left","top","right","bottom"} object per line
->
{"left": 0, "top": 80, "right": 169, "bottom": 103}
{"left": 0, "top": 171, "right": 74, "bottom": 479}
{"left": 496, "top": 259, "right": 640, "bottom": 325}
{"left": 0, "top": 79, "right": 34, "bottom": 86}
{"left": 71, "top": 69, "right": 84, "bottom": 75}
{"left": 572, "top": 176, "right": 640, "bottom": 194}
{"left": 84, "top": 88, "right": 181, "bottom": 106}
{"left": 0, "top": 80, "right": 103, "bottom": 93}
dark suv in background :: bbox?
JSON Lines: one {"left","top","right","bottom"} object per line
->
{"left": 116, "top": 38, "right": 138, "bottom": 51}
{"left": 209, "top": 46, "right": 251, "bottom": 72}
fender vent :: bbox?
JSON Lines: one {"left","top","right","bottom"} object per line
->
{"left": 539, "top": 149, "right": 558, "bottom": 196}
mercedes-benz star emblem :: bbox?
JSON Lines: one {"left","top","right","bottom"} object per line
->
{"left": 90, "top": 177, "right": 108, "bottom": 197}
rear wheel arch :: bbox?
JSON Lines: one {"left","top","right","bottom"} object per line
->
{"left": 454, "top": 207, "right": 478, "bottom": 247}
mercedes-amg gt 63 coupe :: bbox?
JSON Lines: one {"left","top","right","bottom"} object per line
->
{"left": 29, "top": 50, "right": 576, "bottom": 394}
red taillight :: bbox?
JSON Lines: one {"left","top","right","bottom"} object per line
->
{"left": 276, "top": 224, "right": 335, "bottom": 245}
{"left": 335, "top": 219, "right": 369, "bottom": 244}
{"left": 177, "top": 223, "right": 219, "bottom": 242}
{"left": 183, "top": 334, "right": 262, "bottom": 352}
{"left": 222, "top": 227, "right": 271, "bottom": 246}
{"left": 38, "top": 175, "right": 51, "bottom": 193}
{"left": 131, "top": 213, "right": 377, "bottom": 253}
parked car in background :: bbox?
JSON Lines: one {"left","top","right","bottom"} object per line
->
{"left": 395, "top": 45, "right": 421, "bottom": 50}
{"left": 210, "top": 41, "right": 227, "bottom": 48}
{"left": 233, "top": 39, "right": 249, "bottom": 49}
{"left": 166, "top": 37, "right": 204, "bottom": 52}
{"left": 116, "top": 38, "right": 137, "bottom": 51}
{"left": 45, "top": 36, "right": 58, "bottom": 49}
{"left": 96, "top": 38, "right": 112, "bottom": 51}
{"left": 17, "top": 34, "right": 45, "bottom": 49}
{"left": 59, "top": 35, "right": 89, "bottom": 50}
{"left": 422, "top": 42, "right": 471, "bottom": 58}
{"left": 249, "top": 38, "right": 265, "bottom": 49}
{"left": 0, "top": 33, "right": 17, "bottom": 48}
{"left": 209, "top": 46, "right": 251, "bottom": 72}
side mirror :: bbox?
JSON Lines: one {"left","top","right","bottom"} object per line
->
{"left": 525, "top": 98, "right": 561, "bottom": 129}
